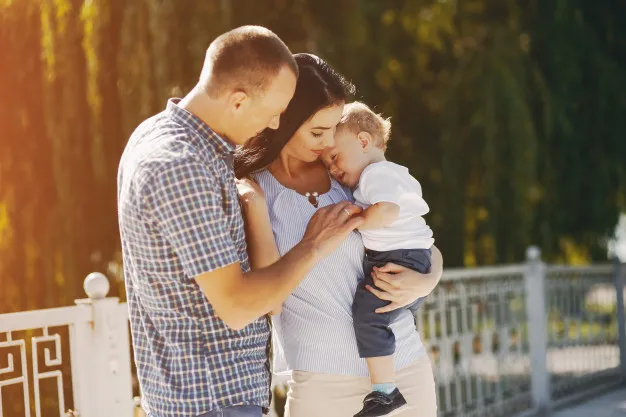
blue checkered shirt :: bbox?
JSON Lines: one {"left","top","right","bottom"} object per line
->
{"left": 117, "top": 99, "right": 271, "bottom": 417}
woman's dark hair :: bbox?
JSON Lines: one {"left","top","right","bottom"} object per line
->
{"left": 234, "top": 53, "right": 355, "bottom": 178}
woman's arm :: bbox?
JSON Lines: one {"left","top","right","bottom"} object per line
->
{"left": 236, "top": 178, "right": 282, "bottom": 314}
{"left": 366, "top": 245, "right": 443, "bottom": 313}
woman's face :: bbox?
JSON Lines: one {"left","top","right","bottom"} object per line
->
{"left": 281, "top": 103, "right": 345, "bottom": 163}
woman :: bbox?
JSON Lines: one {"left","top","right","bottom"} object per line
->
{"left": 234, "top": 53, "right": 441, "bottom": 417}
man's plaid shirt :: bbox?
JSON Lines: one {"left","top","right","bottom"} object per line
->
{"left": 117, "top": 99, "right": 271, "bottom": 417}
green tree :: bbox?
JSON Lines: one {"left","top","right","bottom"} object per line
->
{"left": 1, "top": 0, "right": 625, "bottom": 315}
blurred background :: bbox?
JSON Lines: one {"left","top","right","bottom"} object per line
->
{"left": 2, "top": 1, "right": 626, "bottom": 416}
{"left": 1, "top": 0, "right": 625, "bottom": 310}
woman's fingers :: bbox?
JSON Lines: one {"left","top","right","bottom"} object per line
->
{"left": 375, "top": 262, "right": 407, "bottom": 274}
{"left": 372, "top": 270, "right": 402, "bottom": 289}
{"left": 366, "top": 285, "right": 393, "bottom": 301}
{"left": 371, "top": 277, "right": 396, "bottom": 293}
{"left": 376, "top": 302, "right": 403, "bottom": 314}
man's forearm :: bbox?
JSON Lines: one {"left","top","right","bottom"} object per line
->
{"left": 228, "top": 240, "right": 319, "bottom": 327}
{"left": 200, "top": 200, "right": 363, "bottom": 330}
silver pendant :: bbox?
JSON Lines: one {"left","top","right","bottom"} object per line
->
{"left": 305, "top": 192, "right": 319, "bottom": 208}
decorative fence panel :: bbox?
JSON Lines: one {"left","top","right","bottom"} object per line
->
{"left": 0, "top": 273, "right": 133, "bottom": 417}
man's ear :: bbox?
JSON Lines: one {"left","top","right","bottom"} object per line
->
{"left": 228, "top": 90, "right": 248, "bottom": 112}
{"left": 357, "top": 131, "right": 373, "bottom": 152}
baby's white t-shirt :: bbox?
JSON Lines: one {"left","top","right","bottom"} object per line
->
{"left": 353, "top": 161, "right": 434, "bottom": 251}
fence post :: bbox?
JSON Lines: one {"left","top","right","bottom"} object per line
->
{"left": 524, "top": 246, "right": 551, "bottom": 414}
{"left": 69, "top": 300, "right": 96, "bottom": 417}
{"left": 71, "top": 273, "right": 134, "bottom": 417}
{"left": 614, "top": 258, "right": 626, "bottom": 382}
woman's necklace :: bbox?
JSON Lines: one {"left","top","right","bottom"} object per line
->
{"left": 269, "top": 164, "right": 323, "bottom": 208}
{"left": 304, "top": 191, "right": 319, "bottom": 208}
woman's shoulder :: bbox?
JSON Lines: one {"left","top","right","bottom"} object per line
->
{"left": 251, "top": 169, "right": 271, "bottom": 189}
{"left": 326, "top": 172, "right": 355, "bottom": 203}
{"left": 250, "top": 169, "right": 269, "bottom": 183}
{"left": 251, "top": 169, "right": 284, "bottom": 203}
{"left": 332, "top": 179, "right": 355, "bottom": 203}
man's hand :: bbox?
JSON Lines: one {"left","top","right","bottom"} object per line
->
{"left": 302, "top": 201, "right": 364, "bottom": 260}
{"left": 196, "top": 201, "right": 365, "bottom": 330}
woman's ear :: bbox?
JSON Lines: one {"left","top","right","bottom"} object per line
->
{"left": 357, "top": 131, "right": 373, "bottom": 152}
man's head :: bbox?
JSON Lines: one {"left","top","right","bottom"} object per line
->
{"left": 321, "top": 101, "right": 391, "bottom": 188}
{"left": 200, "top": 26, "right": 298, "bottom": 145}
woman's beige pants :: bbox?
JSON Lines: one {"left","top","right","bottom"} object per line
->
{"left": 284, "top": 355, "right": 437, "bottom": 417}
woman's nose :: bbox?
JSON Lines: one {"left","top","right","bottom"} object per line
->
{"left": 322, "top": 132, "right": 335, "bottom": 148}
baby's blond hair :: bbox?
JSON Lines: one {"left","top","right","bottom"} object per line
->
{"left": 337, "top": 101, "right": 392, "bottom": 151}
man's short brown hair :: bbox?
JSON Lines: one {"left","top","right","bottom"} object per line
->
{"left": 202, "top": 26, "right": 298, "bottom": 98}
{"left": 338, "top": 101, "right": 392, "bottom": 151}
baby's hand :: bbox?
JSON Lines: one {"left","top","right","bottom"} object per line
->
{"left": 358, "top": 202, "right": 400, "bottom": 230}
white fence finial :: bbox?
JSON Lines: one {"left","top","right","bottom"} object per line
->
{"left": 84, "top": 272, "right": 110, "bottom": 300}
{"left": 526, "top": 245, "right": 541, "bottom": 262}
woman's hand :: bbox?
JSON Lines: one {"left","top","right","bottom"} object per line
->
{"left": 367, "top": 245, "right": 443, "bottom": 313}
{"left": 236, "top": 177, "right": 269, "bottom": 231}
{"left": 236, "top": 177, "right": 266, "bottom": 208}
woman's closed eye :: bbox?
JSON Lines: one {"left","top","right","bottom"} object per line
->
{"left": 312, "top": 131, "right": 323, "bottom": 138}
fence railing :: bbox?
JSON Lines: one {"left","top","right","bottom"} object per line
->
{"left": 0, "top": 273, "right": 133, "bottom": 417}
{"left": 545, "top": 261, "right": 623, "bottom": 405}
{"left": 422, "top": 248, "right": 625, "bottom": 417}
{"left": 420, "top": 262, "right": 532, "bottom": 417}
{"left": 0, "top": 249, "right": 624, "bottom": 417}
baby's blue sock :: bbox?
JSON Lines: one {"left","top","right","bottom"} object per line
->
{"left": 372, "top": 382, "right": 396, "bottom": 395}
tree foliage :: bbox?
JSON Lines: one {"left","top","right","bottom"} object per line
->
{"left": 1, "top": 0, "right": 624, "bottom": 312}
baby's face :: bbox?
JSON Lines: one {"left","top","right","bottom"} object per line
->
{"left": 321, "top": 128, "right": 370, "bottom": 188}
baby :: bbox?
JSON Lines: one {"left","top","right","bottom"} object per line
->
{"left": 322, "top": 102, "right": 435, "bottom": 417}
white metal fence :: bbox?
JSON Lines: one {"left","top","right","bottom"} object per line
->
{"left": 0, "top": 273, "right": 133, "bottom": 417}
{"left": 420, "top": 263, "right": 532, "bottom": 417}
{"left": 546, "top": 262, "right": 623, "bottom": 404}
{"left": 0, "top": 249, "right": 624, "bottom": 417}
{"left": 420, "top": 248, "right": 625, "bottom": 417}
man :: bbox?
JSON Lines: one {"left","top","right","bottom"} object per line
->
{"left": 117, "top": 26, "right": 363, "bottom": 417}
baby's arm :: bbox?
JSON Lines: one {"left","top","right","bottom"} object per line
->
{"left": 358, "top": 201, "right": 400, "bottom": 230}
